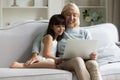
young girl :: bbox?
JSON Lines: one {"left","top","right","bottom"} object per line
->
{"left": 10, "top": 14, "right": 66, "bottom": 69}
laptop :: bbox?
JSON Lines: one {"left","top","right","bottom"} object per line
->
{"left": 63, "top": 39, "right": 97, "bottom": 59}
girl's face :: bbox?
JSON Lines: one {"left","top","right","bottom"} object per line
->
{"left": 52, "top": 25, "right": 65, "bottom": 36}
{"left": 64, "top": 9, "right": 79, "bottom": 28}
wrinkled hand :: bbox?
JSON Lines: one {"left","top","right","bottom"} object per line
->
{"left": 55, "top": 58, "right": 64, "bottom": 65}
{"left": 25, "top": 56, "right": 39, "bottom": 65}
{"left": 90, "top": 52, "right": 97, "bottom": 60}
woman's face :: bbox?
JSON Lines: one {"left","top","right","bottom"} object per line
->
{"left": 64, "top": 9, "right": 79, "bottom": 28}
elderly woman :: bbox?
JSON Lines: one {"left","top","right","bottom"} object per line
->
{"left": 56, "top": 3, "right": 102, "bottom": 80}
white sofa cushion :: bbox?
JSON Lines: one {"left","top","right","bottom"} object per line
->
{"left": 84, "top": 23, "right": 120, "bottom": 65}
{"left": 100, "top": 62, "right": 120, "bottom": 80}
{"left": 100, "top": 62, "right": 120, "bottom": 75}
{"left": 85, "top": 23, "right": 118, "bottom": 48}
{"left": 97, "top": 42, "right": 120, "bottom": 65}
{"left": 0, "top": 68, "right": 72, "bottom": 80}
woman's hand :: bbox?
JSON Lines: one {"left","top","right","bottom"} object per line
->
{"left": 25, "top": 53, "right": 39, "bottom": 65}
{"left": 55, "top": 58, "right": 64, "bottom": 65}
{"left": 90, "top": 52, "right": 97, "bottom": 60}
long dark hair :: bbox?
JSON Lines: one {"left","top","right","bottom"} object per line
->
{"left": 45, "top": 14, "right": 66, "bottom": 41}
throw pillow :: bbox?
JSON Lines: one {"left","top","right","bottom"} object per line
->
{"left": 97, "top": 42, "right": 120, "bottom": 66}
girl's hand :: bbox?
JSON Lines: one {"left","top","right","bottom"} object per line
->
{"left": 90, "top": 52, "right": 97, "bottom": 60}
{"left": 25, "top": 53, "right": 39, "bottom": 65}
{"left": 25, "top": 57, "right": 39, "bottom": 65}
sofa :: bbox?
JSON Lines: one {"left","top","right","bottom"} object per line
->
{"left": 0, "top": 20, "right": 120, "bottom": 80}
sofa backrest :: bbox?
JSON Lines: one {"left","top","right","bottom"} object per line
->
{"left": 0, "top": 21, "right": 48, "bottom": 67}
{"left": 84, "top": 23, "right": 119, "bottom": 49}
{"left": 0, "top": 21, "right": 118, "bottom": 67}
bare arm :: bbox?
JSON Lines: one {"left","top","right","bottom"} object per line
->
{"left": 42, "top": 35, "right": 57, "bottom": 60}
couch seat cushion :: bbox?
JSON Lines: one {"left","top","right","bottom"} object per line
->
{"left": 100, "top": 62, "right": 120, "bottom": 76}
{"left": 0, "top": 68, "right": 72, "bottom": 80}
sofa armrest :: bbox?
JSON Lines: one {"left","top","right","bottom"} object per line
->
{"left": 115, "top": 42, "right": 120, "bottom": 47}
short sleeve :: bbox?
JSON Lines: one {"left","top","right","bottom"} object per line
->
{"left": 32, "top": 31, "right": 46, "bottom": 54}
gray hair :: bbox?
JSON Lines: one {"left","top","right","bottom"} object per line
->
{"left": 61, "top": 3, "right": 80, "bottom": 26}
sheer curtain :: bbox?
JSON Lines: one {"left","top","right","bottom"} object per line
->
{"left": 108, "top": 0, "right": 120, "bottom": 40}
